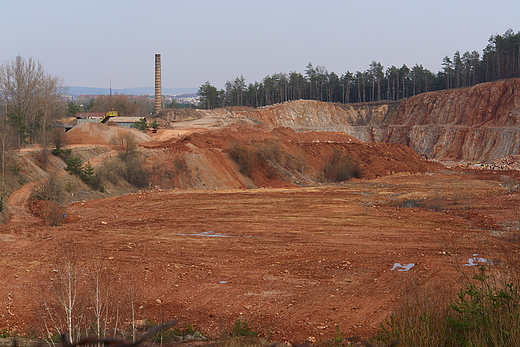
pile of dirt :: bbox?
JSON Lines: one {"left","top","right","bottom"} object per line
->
{"left": 159, "top": 108, "right": 205, "bottom": 122}
{"left": 64, "top": 122, "right": 152, "bottom": 145}
{"left": 141, "top": 123, "right": 442, "bottom": 189}
{"left": 491, "top": 155, "right": 520, "bottom": 170}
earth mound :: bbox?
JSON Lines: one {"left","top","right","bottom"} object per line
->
{"left": 64, "top": 122, "right": 152, "bottom": 145}
{"left": 141, "top": 122, "right": 443, "bottom": 190}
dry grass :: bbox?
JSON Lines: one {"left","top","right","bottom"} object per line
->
{"left": 377, "top": 265, "right": 520, "bottom": 347}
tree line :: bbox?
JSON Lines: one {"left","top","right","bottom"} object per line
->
{"left": 198, "top": 29, "right": 520, "bottom": 109}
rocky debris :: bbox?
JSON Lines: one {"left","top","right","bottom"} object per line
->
{"left": 491, "top": 155, "right": 520, "bottom": 170}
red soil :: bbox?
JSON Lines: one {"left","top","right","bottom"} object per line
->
{"left": 1, "top": 115, "right": 518, "bottom": 345}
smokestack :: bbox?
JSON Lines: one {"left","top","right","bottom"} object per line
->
{"left": 155, "top": 54, "right": 162, "bottom": 113}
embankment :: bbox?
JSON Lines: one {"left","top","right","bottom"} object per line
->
{"left": 242, "top": 78, "right": 520, "bottom": 162}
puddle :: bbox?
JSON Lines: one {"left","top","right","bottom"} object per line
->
{"left": 397, "top": 199, "right": 443, "bottom": 212}
{"left": 219, "top": 281, "right": 228, "bottom": 284}
{"left": 464, "top": 254, "right": 501, "bottom": 266}
{"left": 399, "top": 200, "right": 423, "bottom": 208}
{"left": 178, "top": 231, "right": 233, "bottom": 238}
{"left": 390, "top": 263, "right": 415, "bottom": 271}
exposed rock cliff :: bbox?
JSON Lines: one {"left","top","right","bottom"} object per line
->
{"left": 242, "top": 79, "right": 520, "bottom": 162}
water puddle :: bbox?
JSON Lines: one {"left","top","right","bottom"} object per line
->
{"left": 219, "top": 281, "right": 228, "bottom": 284}
{"left": 399, "top": 200, "right": 423, "bottom": 208}
{"left": 178, "top": 231, "right": 233, "bottom": 238}
{"left": 390, "top": 263, "right": 415, "bottom": 271}
{"left": 389, "top": 253, "right": 501, "bottom": 274}
{"left": 464, "top": 254, "right": 501, "bottom": 266}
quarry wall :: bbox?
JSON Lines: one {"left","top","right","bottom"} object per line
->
{"left": 243, "top": 78, "right": 520, "bottom": 162}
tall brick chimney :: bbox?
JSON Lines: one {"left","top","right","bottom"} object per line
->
{"left": 155, "top": 54, "right": 162, "bottom": 113}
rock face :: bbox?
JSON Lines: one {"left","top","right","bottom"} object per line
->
{"left": 243, "top": 78, "right": 520, "bottom": 162}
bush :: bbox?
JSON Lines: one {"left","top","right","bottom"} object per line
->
{"left": 110, "top": 132, "right": 138, "bottom": 160}
{"left": 97, "top": 153, "right": 150, "bottom": 189}
{"left": 64, "top": 157, "right": 104, "bottom": 191}
{"left": 34, "top": 174, "right": 64, "bottom": 203}
{"left": 52, "top": 148, "right": 72, "bottom": 160}
{"left": 377, "top": 284, "right": 450, "bottom": 347}
{"left": 64, "top": 156, "right": 83, "bottom": 176}
{"left": 142, "top": 320, "right": 205, "bottom": 343}
{"left": 149, "top": 120, "right": 160, "bottom": 129}
{"left": 33, "top": 174, "right": 65, "bottom": 226}
{"left": 97, "top": 158, "right": 124, "bottom": 186}
{"left": 229, "top": 143, "right": 258, "bottom": 177}
{"left": 323, "top": 149, "right": 360, "bottom": 182}
{"left": 228, "top": 142, "right": 283, "bottom": 181}
{"left": 124, "top": 155, "right": 151, "bottom": 188}
{"left": 377, "top": 266, "right": 520, "bottom": 347}
{"left": 230, "top": 319, "right": 258, "bottom": 337}
{"left": 130, "top": 118, "right": 148, "bottom": 131}
{"left": 446, "top": 266, "right": 520, "bottom": 347}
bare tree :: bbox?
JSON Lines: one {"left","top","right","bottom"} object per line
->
{"left": 87, "top": 94, "right": 151, "bottom": 116}
{"left": 34, "top": 173, "right": 65, "bottom": 226}
{"left": 42, "top": 249, "right": 83, "bottom": 344}
{"left": 0, "top": 55, "right": 65, "bottom": 145}
{"left": 87, "top": 262, "right": 135, "bottom": 342}
{"left": 0, "top": 122, "right": 17, "bottom": 219}
{"left": 110, "top": 132, "right": 138, "bottom": 160}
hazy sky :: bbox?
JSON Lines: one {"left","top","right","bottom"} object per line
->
{"left": 1, "top": 0, "right": 518, "bottom": 90}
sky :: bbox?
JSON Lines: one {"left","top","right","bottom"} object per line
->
{"left": 1, "top": 0, "right": 518, "bottom": 90}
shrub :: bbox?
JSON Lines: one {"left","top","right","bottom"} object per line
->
{"left": 149, "top": 120, "right": 160, "bottom": 129}
{"left": 33, "top": 174, "right": 65, "bottom": 226}
{"left": 446, "top": 266, "right": 520, "bottom": 347}
{"left": 377, "top": 284, "right": 450, "bottom": 347}
{"left": 229, "top": 143, "right": 258, "bottom": 177}
{"left": 141, "top": 320, "right": 205, "bottom": 343}
{"left": 130, "top": 118, "right": 148, "bottom": 131}
{"left": 323, "top": 149, "right": 360, "bottom": 182}
{"left": 64, "top": 158, "right": 104, "bottom": 191}
{"left": 228, "top": 141, "right": 283, "bottom": 180}
{"left": 97, "top": 158, "right": 124, "bottom": 186}
{"left": 64, "top": 156, "right": 83, "bottom": 176}
{"left": 97, "top": 154, "right": 150, "bottom": 189}
{"left": 122, "top": 155, "right": 150, "bottom": 188}
{"left": 80, "top": 161, "right": 94, "bottom": 182}
{"left": 51, "top": 148, "right": 72, "bottom": 160}
{"left": 34, "top": 174, "right": 64, "bottom": 203}
{"left": 377, "top": 266, "right": 520, "bottom": 347}
{"left": 110, "top": 132, "right": 138, "bottom": 160}
{"left": 230, "top": 319, "right": 258, "bottom": 337}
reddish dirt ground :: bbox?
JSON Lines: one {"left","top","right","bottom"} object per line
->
{"left": 1, "top": 169, "right": 519, "bottom": 345}
{"left": 1, "top": 112, "right": 519, "bottom": 345}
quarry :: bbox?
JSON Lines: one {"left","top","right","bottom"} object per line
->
{"left": 0, "top": 78, "right": 519, "bottom": 345}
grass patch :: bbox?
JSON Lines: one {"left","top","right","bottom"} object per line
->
{"left": 377, "top": 266, "right": 520, "bottom": 347}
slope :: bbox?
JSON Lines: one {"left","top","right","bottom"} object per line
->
{"left": 241, "top": 78, "right": 520, "bottom": 163}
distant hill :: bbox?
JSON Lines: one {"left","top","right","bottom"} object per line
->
{"left": 65, "top": 86, "right": 198, "bottom": 96}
